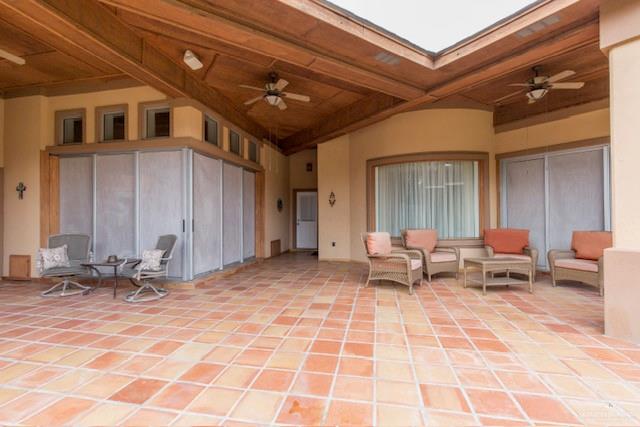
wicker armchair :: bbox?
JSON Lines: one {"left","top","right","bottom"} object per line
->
{"left": 484, "top": 228, "right": 538, "bottom": 280}
{"left": 547, "top": 231, "right": 611, "bottom": 296}
{"left": 400, "top": 229, "right": 459, "bottom": 281}
{"left": 361, "top": 232, "right": 423, "bottom": 295}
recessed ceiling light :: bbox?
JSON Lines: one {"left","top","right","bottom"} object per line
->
{"left": 183, "top": 49, "right": 203, "bottom": 70}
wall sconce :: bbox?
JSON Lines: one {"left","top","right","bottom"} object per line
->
{"left": 16, "top": 182, "right": 26, "bottom": 200}
{"left": 277, "top": 198, "right": 284, "bottom": 212}
{"left": 329, "top": 191, "right": 336, "bottom": 207}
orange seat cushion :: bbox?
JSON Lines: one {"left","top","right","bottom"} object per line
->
{"left": 366, "top": 232, "right": 392, "bottom": 255}
{"left": 571, "top": 231, "right": 612, "bottom": 261}
{"left": 404, "top": 229, "right": 438, "bottom": 253}
{"left": 484, "top": 228, "right": 529, "bottom": 254}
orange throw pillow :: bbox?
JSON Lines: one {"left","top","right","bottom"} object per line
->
{"left": 366, "top": 232, "right": 392, "bottom": 255}
{"left": 484, "top": 228, "right": 529, "bottom": 254}
{"left": 572, "top": 231, "right": 612, "bottom": 260}
{"left": 404, "top": 229, "right": 438, "bottom": 253}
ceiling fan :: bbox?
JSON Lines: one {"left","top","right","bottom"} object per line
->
{"left": 498, "top": 66, "right": 585, "bottom": 104}
{"left": 239, "top": 72, "right": 311, "bottom": 110}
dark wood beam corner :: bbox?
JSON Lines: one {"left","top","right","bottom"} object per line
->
{"left": 1, "top": 0, "right": 269, "bottom": 141}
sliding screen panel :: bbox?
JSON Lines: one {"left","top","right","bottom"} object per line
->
{"left": 193, "top": 153, "right": 222, "bottom": 275}
{"left": 59, "top": 156, "right": 93, "bottom": 237}
{"left": 140, "top": 151, "right": 184, "bottom": 278}
{"left": 548, "top": 149, "right": 605, "bottom": 251}
{"left": 504, "top": 158, "right": 546, "bottom": 266}
{"left": 243, "top": 170, "right": 256, "bottom": 259}
{"left": 223, "top": 163, "right": 242, "bottom": 265}
{"left": 95, "top": 154, "right": 136, "bottom": 263}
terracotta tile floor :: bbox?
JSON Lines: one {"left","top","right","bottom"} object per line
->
{"left": 1, "top": 253, "right": 640, "bottom": 426}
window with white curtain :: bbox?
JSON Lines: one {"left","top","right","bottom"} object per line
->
{"left": 375, "top": 160, "right": 480, "bottom": 238}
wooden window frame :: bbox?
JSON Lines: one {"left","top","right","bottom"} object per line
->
{"left": 55, "top": 108, "right": 86, "bottom": 145}
{"left": 95, "top": 104, "right": 128, "bottom": 143}
{"left": 366, "top": 151, "right": 490, "bottom": 244}
{"left": 203, "top": 113, "right": 221, "bottom": 147}
{"left": 139, "top": 101, "right": 172, "bottom": 140}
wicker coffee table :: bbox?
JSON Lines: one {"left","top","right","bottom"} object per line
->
{"left": 463, "top": 257, "right": 533, "bottom": 295}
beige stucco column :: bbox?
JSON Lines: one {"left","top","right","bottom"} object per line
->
{"left": 600, "top": 0, "right": 640, "bottom": 342}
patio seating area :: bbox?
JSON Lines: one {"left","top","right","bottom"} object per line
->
{"left": 1, "top": 0, "right": 640, "bottom": 425}
{"left": 1, "top": 253, "right": 639, "bottom": 426}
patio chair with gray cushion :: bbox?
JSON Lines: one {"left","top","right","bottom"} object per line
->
{"left": 362, "top": 232, "right": 423, "bottom": 295}
{"left": 401, "top": 229, "right": 460, "bottom": 281}
{"left": 548, "top": 231, "right": 611, "bottom": 296}
{"left": 484, "top": 228, "right": 538, "bottom": 280}
{"left": 121, "top": 234, "right": 177, "bottom": 303}
{"left": 40, "top": 234, "right": 92, "bottom": 297}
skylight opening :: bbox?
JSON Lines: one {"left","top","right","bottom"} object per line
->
{"left": 327, "top": 0, "right": 538, "bottom": 53}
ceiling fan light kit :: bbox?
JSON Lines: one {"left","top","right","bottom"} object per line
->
{"left": 239, "top": 72, "right": 311, "bottom": 111}
{"left": 503, "top": 66, "right": 585, "bottom": 104}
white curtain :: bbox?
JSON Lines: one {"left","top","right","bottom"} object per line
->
{"left": 376, "top": 160, "right": 479, "bottom": 238}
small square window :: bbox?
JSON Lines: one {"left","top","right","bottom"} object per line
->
{"left": 102, "top": 111, "right": 126, "bottom": 141}
{"left": 248, "top": 141, "right": 259, "bottom": 163}
{"left": 145, "top": 107, "right": 170, "bottom": 138}
{"left": 204, "top": 115, "right": 219, "bottom": 146}
{"left": 229, "top": 130, "right": 241, "bottom": 155}
{"left": 62, "top": 116, "right": 83, "bottom": 144}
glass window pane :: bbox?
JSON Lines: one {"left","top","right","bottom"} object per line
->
{"left": 248, "top": 141, "right": 258, "bottom": 162}
{"left": 375, "top": 160, "right": 479, "bottom": 238}
{"left": 146, "top": 107, "right": 170, "bottom": 138}
{"left": 103, "top": 111, "right": 125, "bottom": 141}
{"left": 229, "top": 131, "right": 241, "bottom": 155}
{"left": 63, "top": 117, "right": 83, "bottom": 144}
{"left": 204, "top": 116, "right": 219, "bottom": 146}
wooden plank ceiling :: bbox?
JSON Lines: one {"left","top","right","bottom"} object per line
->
{"left": 0, "top": 0, "right": 607, "bottom": 153}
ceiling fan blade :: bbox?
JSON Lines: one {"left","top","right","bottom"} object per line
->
{"left": 546, "top": 70, "right": 575, "bottom": 83}
{"left": 239, "top": 84, "right": 265, "bottom": 92}
{"left": 494, "top": 89, "right": 525, "bottom": 104}
{"left": 507, "top": 83, "right": 533, "bottom": 87}
{"left": 244, "top": 96, "right": 263, "bottom": 106}
{"left": 277, "top": 99, "right": 287, "bottom": 110}
{"left": 282, "top": 92, "right": 310, "bottom": 102}
{"left": 275, "top": 78, "right": 289, "bottom": 91}
{"left": 549, "top": 82, "right": 585, "bottom": 89}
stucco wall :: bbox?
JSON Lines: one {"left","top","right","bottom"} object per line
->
{"left": 263, "top": 144, "right": 290, "bottom": 256}
{"left": 495, "top": 108, "right": 610, "bottom": 154}
{"left": 317, "top": 136, "right": 350, "bottom": 260}
{"left": 3, "top": 96, "right": 48, "bottom": 276}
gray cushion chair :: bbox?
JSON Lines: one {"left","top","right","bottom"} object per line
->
{"left": 41, "top": 234, "right": 92, "bottom": 297}
{"left": 121, "top": 234, "right": 177, "bottom": 303}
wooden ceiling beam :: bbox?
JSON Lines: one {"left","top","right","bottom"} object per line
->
{"left": 0, "top": 0, "right": 269, "bottom": 140}
{"left": 435, "top": 0, "right": 585, "bottom": 66}
{"left": 281, "top": 19, "right": 600, "bottom": 153}
{"left": 99, "top": 0, "right": 426, "bottom": 100}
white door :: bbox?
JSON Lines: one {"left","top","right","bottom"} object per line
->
{"left": 296, "top": 191, "right": 318, "bottom": 249}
